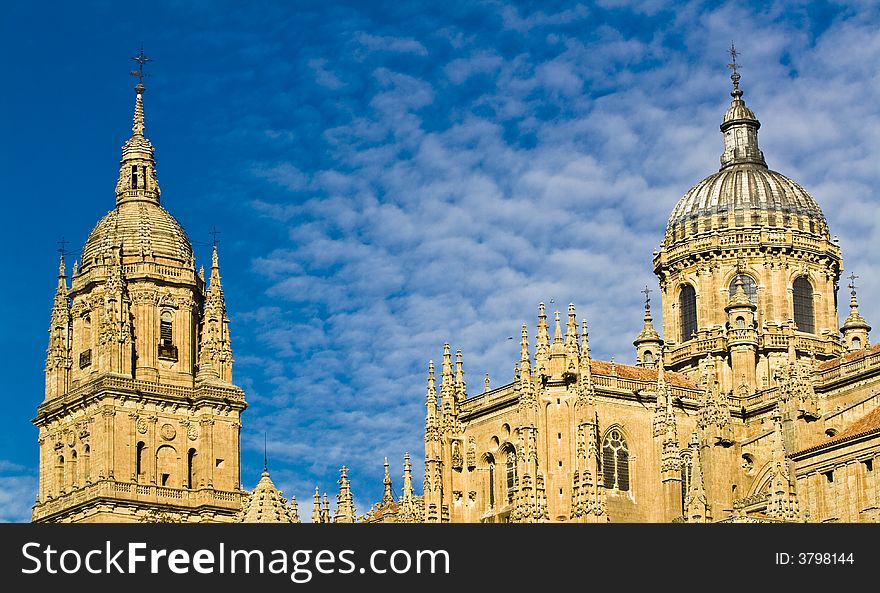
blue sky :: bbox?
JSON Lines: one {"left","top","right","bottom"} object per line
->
{"left": 1, "top": 0, "right": 879, "bottom": 522}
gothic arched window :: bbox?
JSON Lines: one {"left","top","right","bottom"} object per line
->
{"left": 728, "top": 274, "right": 757, "bottom": 304}
{"left": 602, "top": 429, "right": 630, "bottom": 491}
{"left": 793, "top": 277, "right": 815, "bottom": 334}
{"left": 505, "top": 447, "right": 517, "bottom": 504}
{"left": 644, "top": 350, "right": 654, "bottom": 365}
{"left": 486, "top": 454, "right": 495, "bottom": 510}
{"left": 679, "top": 285, "right": 697, "bottom": 342}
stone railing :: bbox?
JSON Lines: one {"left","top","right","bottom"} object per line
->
{"left": 813, "top": 349, "right": 880, "bottom": 384}
{"left": 33, "top": 479, "right": 242, "bottom": 520}
{"left": 71, "top": 374, "right": 243, "bottom": 403}
{"left": 659, "top": 228, "right": 838, "bottom": 265}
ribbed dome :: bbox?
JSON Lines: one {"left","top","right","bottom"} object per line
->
{"left": 666, "top": 164, "right": 829, "bottom": 238}
{"left": 81, "top": 201, "right": 193, "bottom": 269}
{"left": 665, "top": 76, "right": 829, "bottom": 243}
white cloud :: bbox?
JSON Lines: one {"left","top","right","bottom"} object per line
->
{"left": 354, "top": 31, "right": 429, "bottom": 56}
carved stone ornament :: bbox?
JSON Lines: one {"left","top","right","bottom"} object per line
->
{"left": 160, "top": 423, "right": 176, "bottom": 441}
{"left": 136, "top": 417, "right": 148, "bottom": 434}
{"left": 187, "top": 423, "right": 199, "bottom": 441}
{"left": 66, "top": 431, "right": 76, "bottom": 447}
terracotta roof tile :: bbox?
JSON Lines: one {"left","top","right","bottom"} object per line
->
{"left": 590, "top": 360, "right": 697, "bottom": 389}
{"left": 817, "top": 343, "right": 880, "bottom": 370}
{"left": 794, "top": 405, "right": 880, "bottom": 455}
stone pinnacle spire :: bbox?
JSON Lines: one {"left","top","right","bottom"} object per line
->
{"left": 720, "top": 43, "right": 766, "bottom": 170}
{"left": 116, "top": 47, "right": 160, "bottom": 205}
{"left": 312, "top": 487, "right": 322, "bottom": 524}
{"left": 455, "top": 349, "right": 466, "bottom": 401}
{"left": 382, "top": 457, "right": 394, "bottom": 505}
{"left": 841, "top": 272, "right": 871, "bottom": 349}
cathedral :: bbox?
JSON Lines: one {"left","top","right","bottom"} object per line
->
{"left": 33, "top": 55, "right": 880, "bottom": 523}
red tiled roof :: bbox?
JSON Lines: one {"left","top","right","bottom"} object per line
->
{"left": 817, "top": 343, "right": 880, "bottom": 370}
{"left": 590, "top": 359, "right": 697, "bottom": 389}
{"left": 794, "top": 405, "right": 880, "bottom": 456}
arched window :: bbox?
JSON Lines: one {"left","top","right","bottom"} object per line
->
{"left": 158, "top": 310, "right": 178, "bottom": 360}
{"left": 735, "top": 316, "right": 745, "bottom": 329}
{"left": 83, "top": 445, "right": 90, "bottom": 484}
{"left": 793, "top": 277, "right": 815, "bottom": 333}
{"left": 156, "top": 445, "right": 178, "bottom": 488}
{"left": 505, "top": 448, "right": 517, "bottom": 504}
{"left": 680, "top": 450, "right": 693, "bottom": 513}
{"left": 56, "top": 455, "right": 65, "bottom": 492}
{"left": 136, "top": 441, "right": 146, "bottom": 481}
{"left": 679, "top": 285, "right": 697, "bottom": 342}
{"left": 69, "top": 449, "right": 78, "bottom": 487}
{"left": 602, "top": 429, "right": 630, "bottom": 491}
{"left": 644, "top": 351, "right": 654, "bottom": 365}
{"left": 187, "top": 448, "right": 197, "bottom": 489}
{"left": 851, "top": 337, "right": 862, "bottom": 351}
{"left": 728, "top": 274, "right": 757, "bottom": 305}
{"left": 486, "top": 454, "right": 495, "bottom": 510}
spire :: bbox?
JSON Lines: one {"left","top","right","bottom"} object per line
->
{"left": 577, "top": 319, "right": 594, "bottom": 406}
{"left": 398, "top": 452, "right": 417, "bottom": 523}
{"left": 197, "top": 245, "right": 232, "bottom": 384}
{"left": 454, "top": 349, "right": 466, "bottom": 401}
{"left": 535, "top": 303, "right": 550, "bottom": 376}
{"left": 553, "top": 311, "right": 563, "bottom": 345}
{"left": 239, "top": 467, "right": 298, "bottom": 523}
{"left": 564, "top": 304, "right": 579, "bottom": 378}
{"left": 334, "top": 466, "right": 356, "bottom": 523}
{"left": 720, "top": 43, "right": 766, "bottom": 169}
{"left": 484, "top": 373, "right": 490, "bottom": 393}
{"left": 116, "top": 47, "right": 160, "bottom": 205}
{"left": 45, "top": 254, "right": 72, "bottom": 400}
{"left": 322, "top": 492, "right": 330, "bottom": 523}
{"left": 382, "top": 457, "right": 394, "bottom": 505}
{"left": 425, "top": 360, "right": 437, "bottom": 420}
{"left": 685, "top": 432, "right": 709, "bottom": 522}
{"left": 290, "top": 496, "right": 300, "bottom": 523}
{"left": 312, "top": 487, "right": 322, "bottom": 524}
{"left": 520, "top": 323, "right": 531, "bottom": 379}
{"left": 634, "top": 286, "right": 663, "bottom": 367}
{"left": 841, "top": 272, "right": 871, "bottom": 349}
{"left": 766, "top": 409, "right": 800, "bottom": 521}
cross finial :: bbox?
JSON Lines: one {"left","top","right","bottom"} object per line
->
{"left": 209, "top": 226, "right": 221, "bottom": 247}
{"left": 263, "top": 432, "right": 268, "bottom": 471}
{"left": 641, "top": 285, "right": 652, "bottom": 309}
{"left": 130, "top": 45, "right": 151, "bottom": 92}
{"left": 848, "top": 272, "right": 859, "bottom": 296}
{"left": 727, "top": 42, "right": 742, "bottom": 96}
{"left": 57, "top": 236, "right": 70, "bottom": 258}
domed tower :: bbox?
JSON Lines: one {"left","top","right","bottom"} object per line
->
{"left": 653, "top": 60, "right": 845, "bottom": 394}
{"left": 33, "top": 56, "right": 247, "bottom": 522}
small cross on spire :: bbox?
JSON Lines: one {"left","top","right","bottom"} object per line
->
{"left": 641, "top": 285, "right": 652, "bottom": 309}
{"left": 209, "top": 226, "right": 222, "bottom": 248}
{"left": 848, "top": 272, "right": 859, "bottom": 296}
{"left": 727, "top": 42, "right": 742, "bottom": 96}
{"left": 263, "top": 432, "right": 268, "bottom": 472}
{"left": 57, "top": 236, "right": 70, "bottom": 258}
{"left": 130, "top": 45, "right": 151, "bottom": 92}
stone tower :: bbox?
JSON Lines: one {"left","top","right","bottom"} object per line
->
{"left": 653, "top": 61, "right": 845, "bottom": 395}
{"left": 32, "top": 65, "right": 247, "bottom": 523}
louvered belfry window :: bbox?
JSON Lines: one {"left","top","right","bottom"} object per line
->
{"left": 602, "top": 429, "right": 629, "bottom": 491}
{"left": 679, "top": 285, "right": 697, "bottom": 341}
{"left": 793, "top": 277, "right": 815, "bottom": 333}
